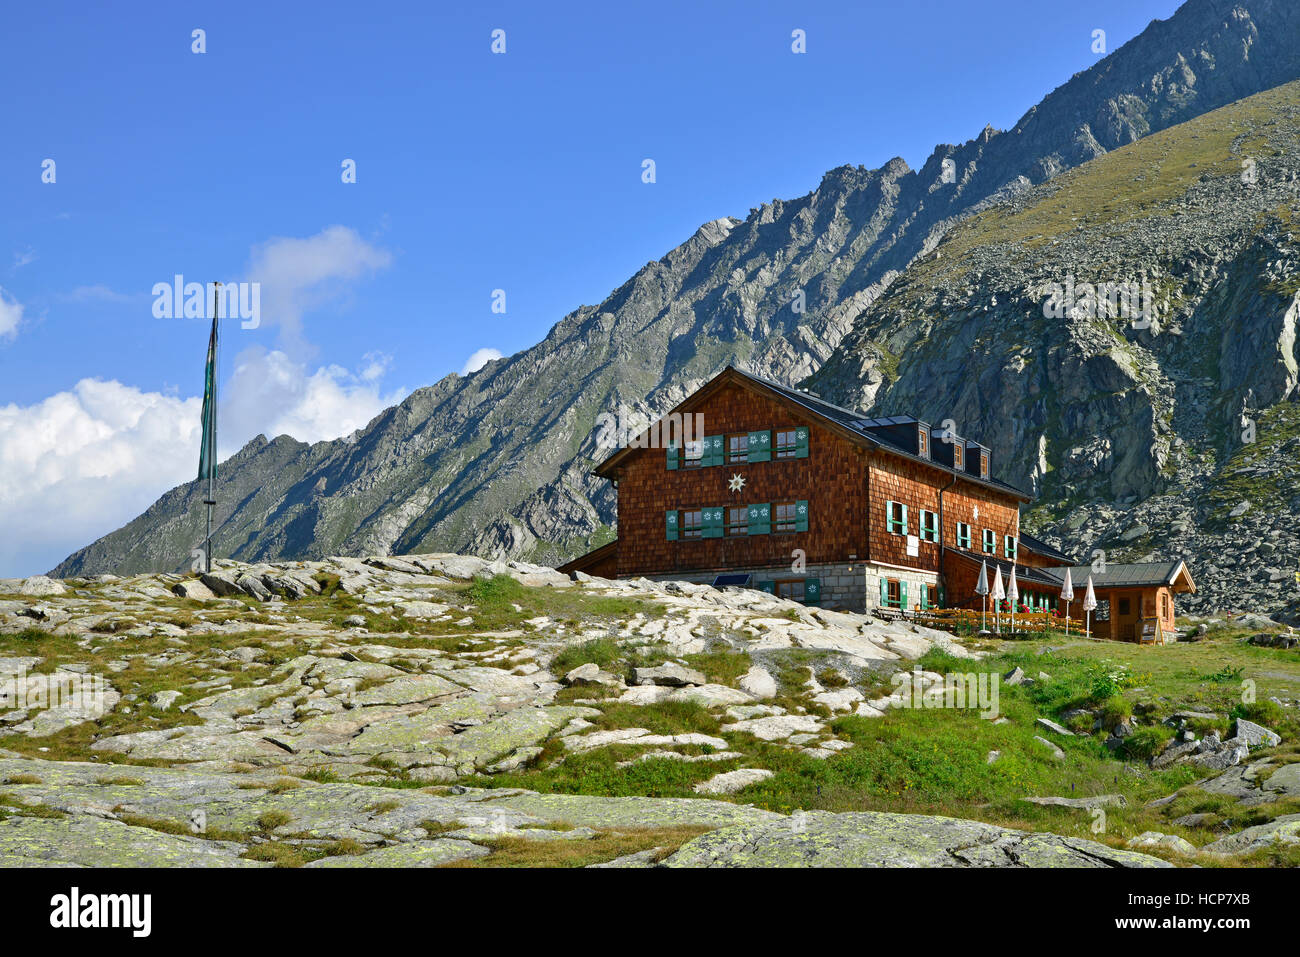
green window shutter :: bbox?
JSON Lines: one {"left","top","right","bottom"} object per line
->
{"left": 666, "top": 442, "right": 678, "bottom": 470}
{"left": 748, "top": 503, "right": 771, "bottom": 535}
{"left": 900, "top": 581, "right": 909, "bottom": 610}
{"left": 704, "top": 507, "right": 723, "bottom": 539}
{"left": 900, "top": 504, "right": 909, "bottom": 536}
{"left": 795, "top": 426, "right": 809, "bottom": 458}
{"left": 804, "top": 577, "right": 821, "bottom": 605}
{"left": 706, "top": 435, "right": 724, "bottom": 467}
{"left": 666, "top": 510, "right": 678, "bottom": 541}
{"left": 758, "top": 580, "right": 775, "bottom": 594}
{"left": 879, "top": 577, "right": 888, "bottom": 606}
{"left": 747, "top": 430, "right": 771, "bottom": 463}
{"left": 795, "top": 500, "right": 809, "bottom": 532}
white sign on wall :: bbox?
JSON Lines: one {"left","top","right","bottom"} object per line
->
{"left": 906, "top": 535, "right": 919, "bottom": 557}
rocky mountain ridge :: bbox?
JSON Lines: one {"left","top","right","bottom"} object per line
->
{"left": 810, "top": 79, "right": 1300, "bottom": 621}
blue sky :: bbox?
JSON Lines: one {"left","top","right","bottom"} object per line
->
{"left": 0, "top": 0, "right": 1183, "bottom": 576}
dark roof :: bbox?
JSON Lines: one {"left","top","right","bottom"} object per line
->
{"left": 727, "top": 369, "right": 1030, "bottom": 498}
{"left": 1018, "top": 531, "right": 1075, "bottom": 565}
{"left": 593, "top": 366, "right": 1031, "bottom": 500}
{"left": 944, "top": 548, "right": 1063, "bottom": 589}
{"left": 1037, "top": 561, "right": 1196, "bottom": 593}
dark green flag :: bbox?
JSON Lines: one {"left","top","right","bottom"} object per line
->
{"left": 197, "top": 313, "right": 218, "bottom": 483}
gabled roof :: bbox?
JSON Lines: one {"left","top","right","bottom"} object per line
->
{"left": 1038, "top": 561, "right": 1196, "bottom": 594}
{"left": 1018, "top": 531, "right": 1075, "bottom": 565}
{"left": 592, "top": 366, "right": 1031, "bottom": 501}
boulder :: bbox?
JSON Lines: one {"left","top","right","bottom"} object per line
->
{"left": 19, "top": 577, "right": 66, "bottom": 597}
{"left": 661, "top": 811, "right": 1171, "bottom": 868}
{"left": 1126, "top": 831, "right": 1196, "bottom": 855}
{"left": 632, "top": 663, "right": 706, "bottom": 687}
{"left": 692, "top": 769, "right": 774, "bottom": 796}
{"left": 199, "top": 571, "right": 244, "bottom": 598}
{"left": 564, "top": 663, "right": 622, "bottom": 688}
{"left": 738, "top": 665, "right": 777, "bottom": 700}
{"left": 1024, "top": 794, "right": 1126, "bottom": 809}
{"left": 1233, "top": 718, "right": 1281, "bottom": 749}
{"left": 1035, "top": 717, "right": 1074, "bottom": 737}
{"left": 235, "top": 574, "right": 273, "bottom": 602}
{"left": 172, "top": 579, "right": 216, "bottom": 601}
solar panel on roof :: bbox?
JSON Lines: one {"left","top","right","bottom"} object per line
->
{"left": 713, "top": 573, "right": 751, "bottom": 588}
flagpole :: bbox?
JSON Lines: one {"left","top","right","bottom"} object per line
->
{"left": 203, "top": 282, "right": 220, "bottom": 575}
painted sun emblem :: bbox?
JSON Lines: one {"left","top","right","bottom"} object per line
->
{"left": 728, "top": 473, "right": 746, "bottom": 493}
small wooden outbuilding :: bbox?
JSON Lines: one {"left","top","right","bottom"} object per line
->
{"left": 1040, "top": 561, "right": 1197, "bottom": 642}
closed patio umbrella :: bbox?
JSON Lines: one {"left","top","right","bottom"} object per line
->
{"left": 1083, "top": 574, "right": 1097, "bottom": 640}
{"left": 1060, "top": 567, "right": 1075, "bottom": 638}
{"left": 975, "top": 561, "right": 990, "bottom": 633}
{"left": 1007, "top": 566, "right": 1020, "bottom": 635}
{"left": 991, "top": 566, "right": 1005, "bottom": 635}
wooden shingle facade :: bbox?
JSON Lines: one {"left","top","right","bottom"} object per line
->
{"left": 559, "top": 366, "right": 1195, "bottom": 632}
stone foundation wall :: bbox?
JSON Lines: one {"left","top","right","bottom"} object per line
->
{"left": 864, "top": 563, "right": 941, "bottom": 613}
{"left": 648, "top": 562, "right": 866, "bottom": 612}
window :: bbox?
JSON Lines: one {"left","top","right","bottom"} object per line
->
{"left": 956, "top": 522, "right": 971, "bottom": 549}
{"left": 774, "top": 501, "right": 798, "bottom": 534}
{"left": 727, "top": 433, "right": 748, "bottom": 464}
{"left": 775, "top": 429, "right": 798, "bottom": 459}
{"left": 980, "top": 451, "right": 989, "bottom": 478}
{"left": 919, "top": 509, "right": 939, "bottom": 543}
{"left": 954, "top": 444, "right": 965, "bottom": 470}
{"left": 918, "top": 427, "right": 929, "bottom": 458}
{"left": 726, "top": 506, "right": 748, "bottom": 537}
{"left": 886, "top": 500, "right": 909, "bottom": 535}
{"left": 1160, "top": 593, "right": 1168, "bottom": 619}
{"left": 1004, "top": 535, "right": 1017, "bottom": 560}
{"left": 775, "top": 579, "right": 806, "bottom": 603}
{"left": 1118, "top": 597, "right": 1131, "bottom": 616}
{"left": 683, "top": 440, "right": 704, "bottom": 469}
{"left": 681, "top": 508, "right": 703, "bottom": 539}
{"left": 920, "top": 582, "right": 936, "bottom": 609}
{"left": 771, "top": 578, "right": 820, "bottom": 605}
{"left": 982, "top": 529, "right": 995, "bottom": 554}
{"left": 881, "top": 578, "right": 906, "bottom": 609}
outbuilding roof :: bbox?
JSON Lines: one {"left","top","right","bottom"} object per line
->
{"left": 1038, "top": 561, "right": 1196, "bottom": 593}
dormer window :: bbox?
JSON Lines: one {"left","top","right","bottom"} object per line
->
{"left": 980, "top": 450, "right": 989, "bottom": 478}
{"left": 953, "top": 444, "right": 964, "bottom": 470}
{"left": 918, "top": 426, "right": 929, "bottom": 458}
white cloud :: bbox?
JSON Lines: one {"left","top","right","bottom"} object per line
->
{"left": 359, "top": 350, "right": 392, "bottom": 383}
{"left": 461, "top": 348, "right": 503, "bottom": 376}
{"left": 0, "top": 380, "right": 201, "bottom": 576}
{"left": 12, "top": 248, "right": 36, "bottom": 270}
{"left": 60, "top": 284, "right": 137, "bottom": 303}
{"left": 0, "top": 287, "right": 23, "bottom": 339}
{"left": 221, "top": 348, "right": 406, "bottom": 452}
{"left": 0, "top": 353, "right": 407, "bottom": 577}
{"left": 247, "top": 225, "right": 392, "bottom": 345}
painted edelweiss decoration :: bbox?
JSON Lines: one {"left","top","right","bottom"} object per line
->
{"left": 728, "top": 473, "right": 746, "bottom": 493}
